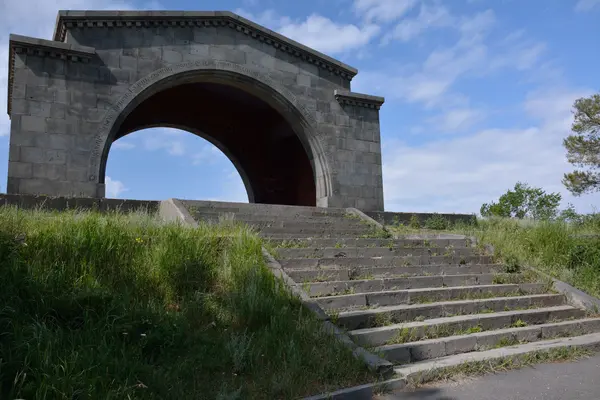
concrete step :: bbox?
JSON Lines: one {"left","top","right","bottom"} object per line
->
{"left": 181, "top": 200, "right": 349, "bottom": 216}
{"left": 267, "top": 237, "right": 474, "bottom": 249}
{"left": 258, "top": 226, "right": 377, "bottom": 235}
{"left": 193, "top": 212, "right": 351, "bottom": 222}
{"left": 307, "top": 273, "right": 536, "bottom": 297}
{"left": 198, "top": 220, "right": 370, "bottom": 230}
{"left": 198, "top": 218, "right": 368, "bottom": 229}
{"left": 279, "top": 255, "right": 495, "bottom": 269}
{"left": 285, "top": 264, "right": 507, "bottom": 282}
{"left": 393, "top": 332, "right": 600, "bottom": 383}
{"left": 349, "top": 305, "right": 585, "bottom": 347}
{"left": 276, "top": 246, "right": 479, "bottom": 259}
{"left": 260, "top": 232, "right": 390, "bottom": 239}
{"left": 316, "top": 283, "right": 548, "bottom": 311}
{"left": 336, "top": 294, "right": 566, "bottom": 330}
{"left": 377, "top": 318, "right": 600, "bottom": 364}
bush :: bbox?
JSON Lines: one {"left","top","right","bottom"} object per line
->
{"left": 424, "top": 214, "right": 450, "bottom": 230}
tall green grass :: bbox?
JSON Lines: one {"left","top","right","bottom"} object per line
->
{"left": 455, "top": 217, "right": 600, "bottom": 298}
{"left": 0, "top": 207, "right": 370, "bottom": 399}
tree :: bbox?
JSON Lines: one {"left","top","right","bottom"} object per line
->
{"left": 563, "top": 93, "right": 600, "bottom": 195}
{"left": 480, "top": 182, "right": 562, "bottom": 220}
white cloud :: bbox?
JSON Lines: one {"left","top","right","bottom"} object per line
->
{"left": 575, "top": 0, "right": 600, "bottom": 11}
{"left": 354, "top": 9, "right": 549, "bottom": 110}
{"left": 353, "top": 0, "right": 418, "bottom": 23}
{"left": 236, "top": 8, "right": 380, "bottom": 54}
{"left": 141, "top": 128, "right": 186, "bottom": 156}
{"left": 382, "top": 87, "right": 600, "bottom": 214}
{"left": 112, "top": 141, "right": 136, "bottom": 150}
{"left": 383, "top": 3, "right": 455, "bottom": 43}
{"left": 278, "top": 14, "right": 380, "bottom": 54}
{"left": 105, "top": 176, "right": 128, "bottom": 198}
{"left": 192, "top": 145, "right": 222, "bottom": 165}
{"left": 428, "top": 108, "right": 484, "bottom": 133}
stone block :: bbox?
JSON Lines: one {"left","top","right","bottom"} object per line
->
{"left": 8, "top": 162, "right": 33, "bottom": 178}
{"left": 50, "top": 103, "right": 67, "bottom": 119}
{"left": 21, "top": 116, "right": 46, "bottom": 133}
{"left": 46, "top": 118, "right": 78, "bottom": 135}
{"left": 11, "top": 84, "right": 26, "bottom": 99}
{"left": 9, "top": 145, "right": 20, "bottom": 162}
{"left": 513, "top": 326, "right": 542, "bottom": 342}
{"left": 110, "top": 68, "right": 134, "bottom": 84}
{"left": 474, "top": 331, "right": 515, "bottom": 350}
{"left": 18, "top": 178, "right": 63, "bottom": 196}
{"left": 209, "top": 46, "right": 245, "bottom": 64}
{"left": 6, "top": 177, "right": 20, "bottom": 193}
{"left": 54, "top": 90, "right": 69, "bottom": 105}
{"left": 444, "top": 335, "right": 477, "bottom": 356}
{"left": 139, "top": 46, "right": 162, "bottom": 60}
{"left": 48, "top": 134, "right": 72, "bottom": 150}
{"left": 44, "top": 58, "right": 65, "bottom": 75}
{"left": 67, "top": 168, "right": 88, "bottom": 182}
{"left": 189, "top": 43, "right": 210, "bottom": 57}
{"left": 381, "top": 345, "right": 411, "bottom": 364}
{"left": 29, "top": 101, "right": 52, "bottom": 118}
{"left": 162, "top": 49, "right": 183, "bottom": 63}
{"left": 33, "top": 164, "right": 67, "bottom": 181}
{"left": 409, "top": 341, "right": 446, "bottom": 361}
{"left": 317, "top": 294, "right": 367, "bottom": 310}
{"left": 297, "top": 74, "right": 311, "bottom": 87}
{"left": 96, "top": 50, "right": 121, "bottom": 68}
{"left": 25, "top": 86, "right": 53, "bottom": 103}
{"left": 367, "top": 291, "right": 409, "bottom": 307}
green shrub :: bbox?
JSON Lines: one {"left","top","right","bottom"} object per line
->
{"left": 424, "top": 214, "right": 450, "bottom": 230}
{"left": 409, "top": 214, "right": 420, "bottom": 229}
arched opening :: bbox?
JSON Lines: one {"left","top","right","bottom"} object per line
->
{"left": 105, "top": 127, "right": 250, "bottom": 202}
{"left": 99, "top": 78, "right": 318, "bottom": 206}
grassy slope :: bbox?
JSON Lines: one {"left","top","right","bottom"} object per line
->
{"left": 389, "top": 215, "right": 600, "bottom": 299}
{"left": 0, "top": 208, "right": 371, "bottom": 400}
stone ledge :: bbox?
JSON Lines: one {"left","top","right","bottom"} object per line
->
{"left": 7, "top": 34, "right": 97, "bottom": 116}
{"left": 52, "top": 10, "right": 358, "bottom": 80}
{"left": 334, "top": 90, "right": 385, "bottom": 110}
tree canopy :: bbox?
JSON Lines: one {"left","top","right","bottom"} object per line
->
{"left": 480, "top": 182, "right": 562, "bottom": 220}
{"left": 563, "top": 93, "right": 600, "bottom": 195}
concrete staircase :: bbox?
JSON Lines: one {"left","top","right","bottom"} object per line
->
{"left": 182, "top": 200, "right": 600, "bottom": 385}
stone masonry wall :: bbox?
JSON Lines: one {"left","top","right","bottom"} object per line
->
{"left": 7, "top": 12, "right": 385, "bottom": 211}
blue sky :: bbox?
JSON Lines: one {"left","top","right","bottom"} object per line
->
{"left": 1, "top": 0, "right": 599, "bottom": 214}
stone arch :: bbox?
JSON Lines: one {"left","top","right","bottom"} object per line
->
{"left": 91, "top": 59, "right": 332, "bottom": 204}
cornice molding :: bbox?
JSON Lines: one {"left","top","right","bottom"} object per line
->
{"left": 334, "top": 90, "right": 385, "bottom": 110}
{"left": 53, "top": 10, "right": 359, "bottom": 81}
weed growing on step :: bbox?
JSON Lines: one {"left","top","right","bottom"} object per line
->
{"left": 511, "top": 319, "right": 528, "bottom": 328}
{"left": 492, "top": 270, "right": 541, "bottom": 284}
{"left": 274, "top": 239, "right": 310, "bottom": 249}
{"left": 492, "top": 336, "right": 523, "bottom": 349}
{"left": 406, "top": 346, "right": 592, "bottom": 388}
{"left": 374, "top": 313, "right": 395, "bottom": 327}
{"left": 0, "top": 207, "right": 371, "bottom": 399}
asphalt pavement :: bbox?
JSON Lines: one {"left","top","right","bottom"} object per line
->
{"left": 377, "top": 354, "right": 600, "bottom": 400}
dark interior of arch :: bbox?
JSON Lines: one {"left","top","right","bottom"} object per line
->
{"left": 110, "top": 82, "right": 316, "bottom": 206}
